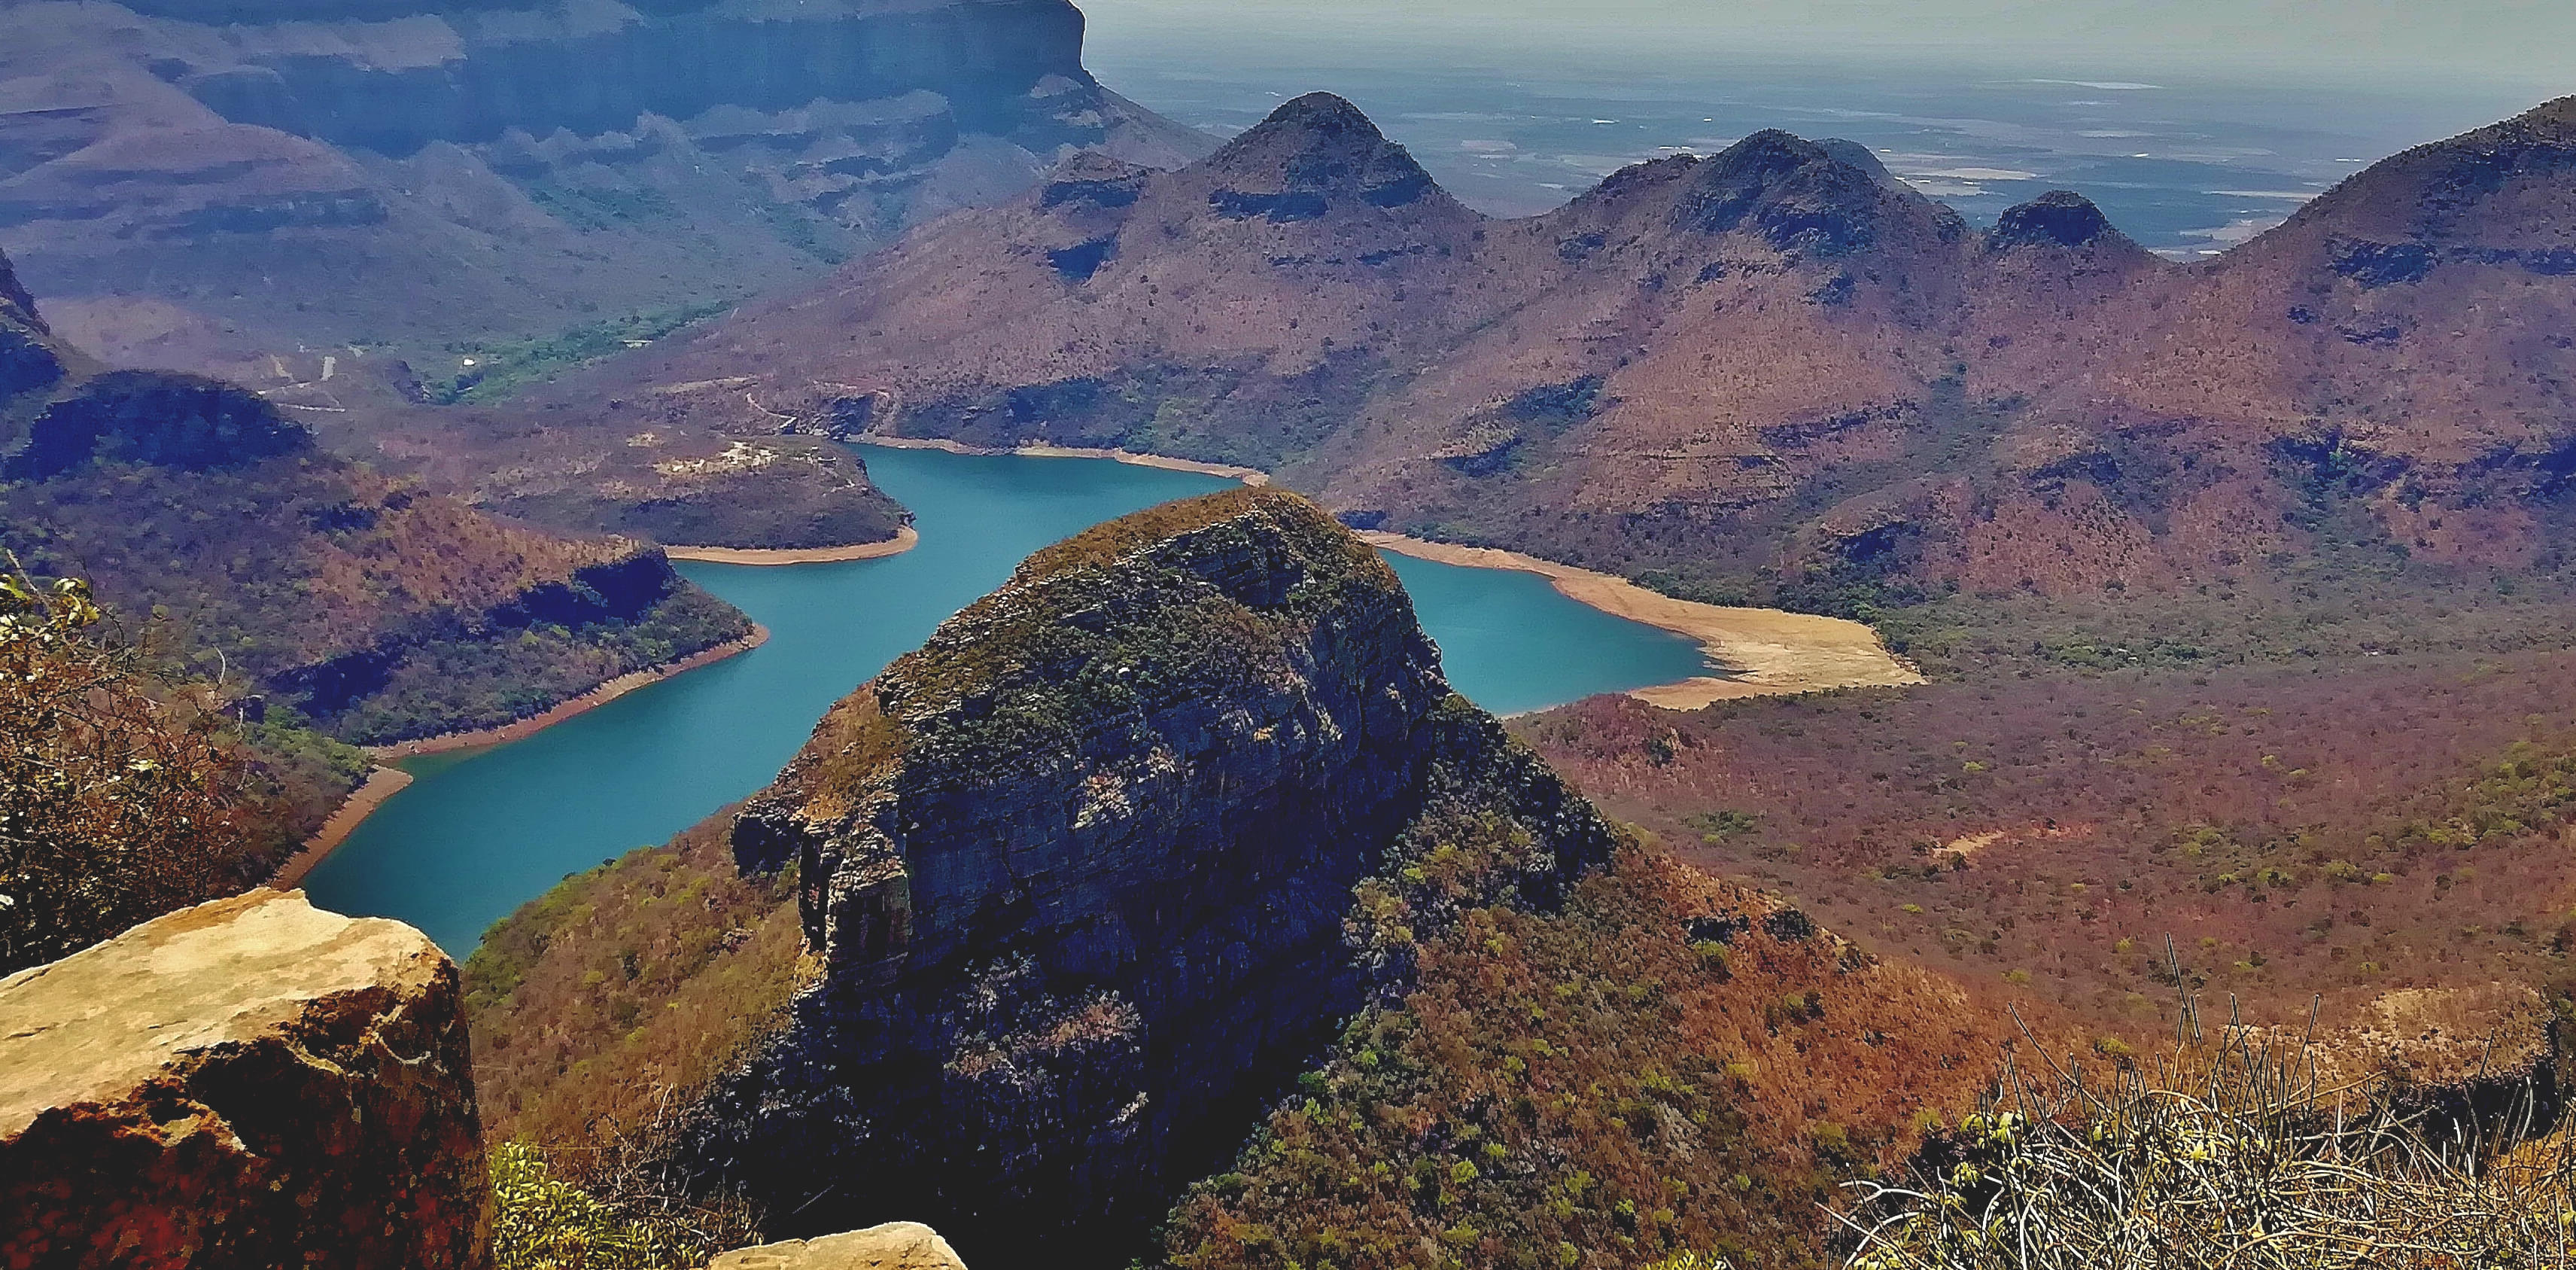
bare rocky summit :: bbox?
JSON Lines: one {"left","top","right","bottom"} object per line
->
{"left": 0, "top": 890, "right": 490, "bottom": 1269}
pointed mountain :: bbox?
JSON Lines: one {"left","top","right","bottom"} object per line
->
{"left": 1196, "top": 93, "right": 1452, "bottom": 220}
{"left": 549, "top": 93, "right": 2576, "bottom": 600}
{"left": 1669, "top": 129, "right": 1966, "bottom": 256}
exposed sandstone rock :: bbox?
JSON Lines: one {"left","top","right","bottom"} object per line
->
{"left": 710, "top": 1222, "right": 969, "bottom": 1270}
{"left": 0, "top": 890, "right": 491, "bottom": 1270}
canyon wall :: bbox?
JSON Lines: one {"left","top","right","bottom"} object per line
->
{"left": 0, "top": 890, "right": 491, "bottom": 1269}
{"left": 0, "top": 0, "right": 1212, "bottom": 371}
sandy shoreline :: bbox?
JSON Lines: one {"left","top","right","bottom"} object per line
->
{"left": 268, "top": 766, "right": 415, "bottom": 889}
{"left": 667, "top": 527, "right": 919, "bottom": 566}
{"left": 1359, "top": 532, "right": 1924, "bottom": 710}
{"left": 367, "top": 624, "right": 772, "bottom": 760}
{"left": 856, "top": 434, "right": 1270, "bottom": 486}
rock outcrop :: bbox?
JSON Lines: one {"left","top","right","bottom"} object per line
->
{"left": 0, "top": 890, "right": 490, "bottom": 1269}
{"left": 0, "top": 0, "right": 1212, "bottom": 366}
{"left": 710, "top": 1223, "right": 969, "bottom": 1270}
{"left": 470, "top": 489, "right": 1621, "bottom": 1267}
{"left": 698, "top": 489, "right": 1616, "bottom": 1261}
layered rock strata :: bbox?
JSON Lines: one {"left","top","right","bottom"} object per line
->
{"left": 0, "top": 890, "right": 490, "bottom": 1269}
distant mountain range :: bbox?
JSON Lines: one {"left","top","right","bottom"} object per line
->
{"left": 0, "top": 0, "right": 1212, "bottom": 374}
{"left": 561, "top": 92, "right": 2576, "bottom": 601}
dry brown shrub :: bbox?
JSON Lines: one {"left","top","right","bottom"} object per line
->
{"left": 0, "top": 559, "right": 270, "bottom": 972}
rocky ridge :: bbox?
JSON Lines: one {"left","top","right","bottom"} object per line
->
{"left": 574, "top": 93, "right": 2576, "bottom": 600}
{"left": 0, "top": 244, "right": 756, "bottom": 745}
{"left": 469, "top": 488, "right": 1630, "bottom": 1265}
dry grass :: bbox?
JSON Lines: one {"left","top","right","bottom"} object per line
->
{"left": 1838, "top": 1001, "right": 2574, "bottom": 1270}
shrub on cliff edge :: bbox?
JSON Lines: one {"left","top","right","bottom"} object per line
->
{"left": 0, "top": 561, "right": 270, "bottom": 972}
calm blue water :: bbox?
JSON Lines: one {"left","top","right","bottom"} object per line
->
{"left": 303, "top": 446, "right": 1707, "bottom": 952}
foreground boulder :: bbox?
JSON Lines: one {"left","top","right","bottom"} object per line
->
{"left": 710, "top": 1222, "right": 969, "bottom": 1270}
{"left": 0, "top": 890, "right": 491, "bottom": 1270}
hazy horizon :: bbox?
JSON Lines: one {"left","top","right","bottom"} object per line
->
{"left": 1080, "top": 0, "right": 2574, "bottom": 97}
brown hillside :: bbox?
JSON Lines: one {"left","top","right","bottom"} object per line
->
{"left": 0, "top": 245, "right": 753, "bottom": 744}
{"left": 531, "top": 93, "right": 2576, "bottom": 604}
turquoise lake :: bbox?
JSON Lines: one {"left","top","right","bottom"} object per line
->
{"left": 303, "top": 446, "right": 1711, "bottom": 953}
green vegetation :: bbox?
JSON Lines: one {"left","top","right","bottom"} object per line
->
{"left": 465, "top": 816, "right": 807, "bottom": 1149}
{"left": 327, "top": 585, "right": 749, "bottom": 746}
{"left": 491, "top": 1139, "right": 758, "bottom": 1270}
{"left": 0, "top": 452, "right": 754, "bottom": 744}
{"left": 421, "top": 303, "right": 734, "bottom": 404}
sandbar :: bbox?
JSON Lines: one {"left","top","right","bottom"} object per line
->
{"left": 268, "top": 767, "right": 416, "bottom": 889}
{"left": 856, "top": 434, "right": 1269, "bottom": 486}
{"left": 667, "top": 527, "right": 919, "bottom": 565}
{"left": 1359, "top": 532, "right": 1924, "bottom": 710}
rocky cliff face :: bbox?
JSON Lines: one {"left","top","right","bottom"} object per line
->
{"left": 576, "top": 93, "right": 2576, "bottom": 598}
{"left": 469, "top": 489, "right": 1622, "bottom": 1265}
{"left": 700, "top": 489, "right": 1616, "bottom": 1261}
{"left": 0, "top": 0, "right": 1212, "bottom": 370}
{"left": 0, "top": 248, "right": 66, "bottom": 413}
{"left": 0, "top": 890, "right": 491, "bottom": 1269}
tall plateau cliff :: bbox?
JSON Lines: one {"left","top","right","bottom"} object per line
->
{"left": 573, "top": 93, "right": 2576, "bottom": 602}
{"left": 467, "top": 488, "right": 2032, "bottom": 1267}
{"left": 0, "top": 245, "right": 756, "bottom": 745}
{"left": 0, "top": 0, "right": 1213, "bottom": 374}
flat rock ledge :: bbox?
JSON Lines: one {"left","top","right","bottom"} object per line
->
{"left": 711, "top": 1222, "right": 969, "bottom": 1270}
{"left": 0, "top": 890, "right": 491, "bottom": 1269}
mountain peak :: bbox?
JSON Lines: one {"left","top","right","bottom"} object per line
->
{"left": 1671, "top": 128, "right": 1951, "bottom": 255}
{"left": 1198, "top": 92, "right": 1446, "bottom": 218}
{"left": 1262, "top": 92, "right": 1383, "bottom": 135}
{"left": 1988, "top": 190, "right": 2121, "bottom": 251}
{"left": 1709, "top": 129, "right": 1835, "bottom": 181}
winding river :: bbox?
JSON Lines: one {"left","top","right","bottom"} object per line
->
{"left": 304, "top": 446, "right": 1712, "bottom": 953}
